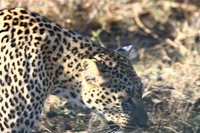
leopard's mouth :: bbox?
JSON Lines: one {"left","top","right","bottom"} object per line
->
{"left": 108, "top": 121, "right": 150, "bottom": 132}
{"left": 107, "top": 121, "right": 136, "bottom": 132}
{"left": 105, "top": 124, "right": 137, "bottom": 133}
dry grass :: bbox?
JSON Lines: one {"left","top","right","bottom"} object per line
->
{"left": 1, "top": 0, "right": 200, "bottom": 133}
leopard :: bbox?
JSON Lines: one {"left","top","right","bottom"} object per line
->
{"left": 0, "top": 8, "right": 148, "bottom": 133}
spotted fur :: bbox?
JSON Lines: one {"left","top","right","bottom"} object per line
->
{"left": 0, "top": 8, "right": 148, "bottom": 133}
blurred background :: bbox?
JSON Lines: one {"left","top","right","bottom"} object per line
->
{"left": 1, "top": 0, "right": 200, "bottom": 133}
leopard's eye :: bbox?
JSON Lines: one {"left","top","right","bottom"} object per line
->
{"left": 121, "top": 97, "right": 134, "bottom": 114}
{"left": 123, "top": 96, "right": 134, "bottom": 103}
{"left": 123, "top": 96, "right": 129, "bottom": 102}
{"left": 126, "top": 97, "right": 133, "bottom": 103}
{"left": 118, "top": 96, "right": 130, "bottom": 102}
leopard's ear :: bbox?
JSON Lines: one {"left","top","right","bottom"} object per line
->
{"left": 115, "top": 45, "right": 137, "bottom": 60}
{"left": 81, "top": 59, "right": 107, "bottom": 85}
